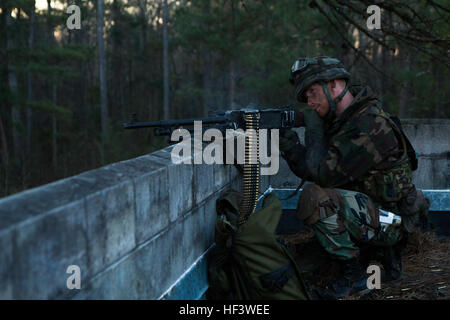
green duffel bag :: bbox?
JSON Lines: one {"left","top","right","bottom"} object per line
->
{"left": 207, "top": 189, "right": 312, "bottom": 300}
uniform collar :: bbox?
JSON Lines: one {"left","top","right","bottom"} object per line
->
{"left": 326, "top": 86, "right": 378, "bottom": 131}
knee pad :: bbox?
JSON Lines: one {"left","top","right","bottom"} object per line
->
{"left": 296, "top": 184, "right": 342, "bottom": 225}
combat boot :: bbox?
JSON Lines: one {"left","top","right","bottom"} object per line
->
{"left": 381, "top": 235, "right": 407, "bottom": 282}
{"left": 316, "top": 257, "right": 369, "bottom": 300}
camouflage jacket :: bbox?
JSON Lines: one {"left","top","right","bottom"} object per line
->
{"left": 286, "top": 86, "right": 414, "bottom": 210}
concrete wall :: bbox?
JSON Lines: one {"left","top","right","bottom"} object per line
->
{"left": 0, "top": 118, "right": 447, "bottom": 299}
{"left": 401, "top": 119, "right": 450, "bottom": 189}
{"left": 270, "top": 119, "right": 450, "bottom": 190}
{"left": 0, "top": 144, "right": 269, "bottom": 299}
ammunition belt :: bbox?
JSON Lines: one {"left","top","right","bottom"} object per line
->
{"left": 238, "top": 112, "right": 260, "bottom": 226}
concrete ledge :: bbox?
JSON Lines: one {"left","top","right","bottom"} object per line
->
{"left": 0, "top": 144, "right": 240, "bottom": 299}
{"left": 71, "top": 191, "right": 220, "bottom": 300}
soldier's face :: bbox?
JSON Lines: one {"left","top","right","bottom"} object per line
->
{"left": 305, "top": 83, "right": 330, "bottom": 118}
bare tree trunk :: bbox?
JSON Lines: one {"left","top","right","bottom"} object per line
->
{"left": 398, "top": 44, "right": 416, "bottom": 119}
{"left": 229, "top": 0, "right": 236, "bottom": 109}
{"left": 384, "top": 10, "right": 394, "bottom": 109}
{"left": 26, "top": 1, "right": 35, "bottom": 156}
{"left": 358, "top": 29, "right": 369, "bottom": 82}
{"left": 74, "top": 0, "right": 88, "bottom": 134}
{"left": 138, "top": 0, "right": 147, "bottom": 52}
{"left": 0, "top": 113, "right": 9, "bottom": 196}
{"left": 6, "top": 9, "right": 22, "bottom": 163}
{"left": 203, "top": 51, "right": 213, "bottom": 116}
{"left": 397, "top": 48, "right": 409, "bottom": 119}
{"left": 52, "top": 83, "right": 57, "bottom": 169}
{"left": 10, "top": 76, "right": 21, "bottom": 158}
{"left": 0, "top": 114, "right": 9, "bottom": 168}
{"left": 202, "top": 0, "right": 212, "bottom": 117}
{"left": 163, "top": 0, "right": 169, "bottom": 119}
{"left": 432, "top": 63, "right": 445, "bottom": 118}
{"left": 47, "top": 0, "right": 57, "bottom": 169}
{"left": 112, "top": 0, "right": 124, "bottom": 119}
{"left": 97, "top": 0, "right": 109, "bottom": 146}
{"left": 1, "top": 2, "right": 11, "bottom": 195}
{"left": 229, "top": 61, "right": 236, "bottom": 109}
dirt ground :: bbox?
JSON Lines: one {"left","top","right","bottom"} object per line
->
{"left": 280, "top": 230, "right": 450, "bottom": 300}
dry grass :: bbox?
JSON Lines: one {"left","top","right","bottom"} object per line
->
{"left": 361, "top": 232, "right": 450, "bottom": 300}
{"left": 280, "top": 231, "right": 450, "bottom": 300}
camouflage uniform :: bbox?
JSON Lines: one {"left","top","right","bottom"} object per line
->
{"left": 284, "top": 60, "right": 429, "bottom": 262}
{"left": 296, "top": 183, "right": 398, "bottom": 261}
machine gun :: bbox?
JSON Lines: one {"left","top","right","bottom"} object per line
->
{"left": 123, "top": 107, "right": 305, "bottom": 135}
{"left": 123, "top": 107, "right": 305, "bottom": 226}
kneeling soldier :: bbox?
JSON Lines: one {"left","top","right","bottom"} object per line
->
{"left": 279, "top": 56, "right": 429, "bottom": 299}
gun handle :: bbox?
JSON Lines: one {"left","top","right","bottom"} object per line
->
{"left": 293, "top": 110, "right": 306, "bottom": 127}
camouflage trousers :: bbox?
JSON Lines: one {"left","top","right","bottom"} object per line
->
{"left": 296, "top": 184, "right": 403, "bottom": 261}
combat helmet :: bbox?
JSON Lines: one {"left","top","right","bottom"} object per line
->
{"left": 289, "top": 56, "right": 350, "bottom": 118}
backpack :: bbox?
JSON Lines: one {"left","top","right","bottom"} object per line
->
{"left": 389, "top": 115, "right": 418, "bottom": 171}
{"left": 207, "top": 190, "right": 311, "bottom": 300}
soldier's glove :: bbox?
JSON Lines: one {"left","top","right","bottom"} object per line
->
{"left": 278, "top": 128, "right": 315, "bottom": 181}
{"left": 303, "top": 109, "right": 327, "bottom": 183}
{"left": 303, "top": 108, "right": 325, "bottom": 146}
{"left": 279, "top": 128, "right": 300, "bottom": 155}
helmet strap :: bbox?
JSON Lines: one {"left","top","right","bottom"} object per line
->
{"left": 319, "top": 80, "right": 350, "bottom": 119}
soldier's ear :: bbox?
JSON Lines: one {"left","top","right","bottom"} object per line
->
{"left": 324, "top": 80, "right": 336, "bottom": 97}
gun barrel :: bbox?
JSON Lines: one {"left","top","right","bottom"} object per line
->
{"left": 123, "top": 108, "right": 305, "bottom": 132}
{"left": 123, "top": 116, "right": 229, "bottom": 129}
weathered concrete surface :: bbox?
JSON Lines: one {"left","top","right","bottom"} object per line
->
{"left": 401, "top": 119, "right": 450, "bottom": 189}
{"left": 270, "top": 119, "right": 450, "bottom": 190}
{"left": 0, "top": 142, "right": 261, "bottom": 299}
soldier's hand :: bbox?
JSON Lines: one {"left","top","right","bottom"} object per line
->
{"left": 303, "top": 108, "right": 324, "bottom": 129}
{"left": 279, "top": 128, "right": 300, "bottom": 154}
{"left": 303, "top": 108, "right": 325, "bottom": 147}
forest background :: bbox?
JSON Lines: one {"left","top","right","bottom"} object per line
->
{"left": 0, "top": 0, "right": 448, "bottom": 197}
